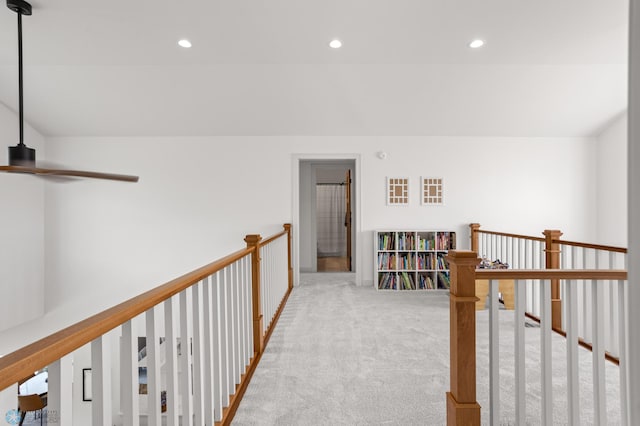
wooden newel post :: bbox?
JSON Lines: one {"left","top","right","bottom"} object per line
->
{"left": 446, "top": 250, "right": 481, "bottom": 426}
{"left": 543, "top": 229, "right": 563, "bottom": 331}
{"left": 284, "top": 223, "right": 293, "bottom": 290}
{"left": 245, "top": 234, "right": 264, "bottom": 354}
{"left": 469, "top": 223, "right": 481, "bottom": 254}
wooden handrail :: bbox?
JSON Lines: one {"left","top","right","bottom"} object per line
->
{"left": 476, "top": 269, "right": 627, "bottom": 280}
{"left": 553, "top": 238, "right": 628, "bottom": 254}
{"left": 470, "top": 224, "right": 627, "bottom": 253}
{"left": 474, "top": 229, "right": 545, "bottom": 243}
{"left": 259, "top": 229, "right": 287, "bottom": 247}
{"left": 0, "top": 227, "right": 290, "bottom": 392}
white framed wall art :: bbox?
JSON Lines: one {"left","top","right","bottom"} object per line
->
{"left": 421, "top": 177, "right": 444, "bottom": 205}
{"left": 386, "top": 177, "right": 409, "bottom": 205}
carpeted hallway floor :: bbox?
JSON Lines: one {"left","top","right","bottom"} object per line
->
{"left": 232, "top": 273, "right": 622, "bottom": 425}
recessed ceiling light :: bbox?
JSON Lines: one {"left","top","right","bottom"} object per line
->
{"left": 329, "top": 39, "right": 342, "bottom": 49}
{"left": 469, "top": 39, "right": 484, "bottom": 49}
{"left": 178, "top": 39, "right": 192, "bottom": 48}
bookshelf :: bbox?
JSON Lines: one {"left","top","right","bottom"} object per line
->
{"left": 374, "top": 230, "right": 456, "bottom": 291}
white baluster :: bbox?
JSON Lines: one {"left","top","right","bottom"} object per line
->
{"left": 91, "top": 334, "right": 113, "bottom": 426}
{"left": 191, "top": 281, "right": 204, "bottom": 425}
{"left": 179, "top": 289, "right": 193, "bottom": 426}
{"left": 510, "top": 237, "right": 514, "bottom": 268}
{"left": 219, "top": 267, "right": 230, "bottom": 406}
{"left": 581, "top": 247, "right": 589, "bottom": 341}
{"left": 246, "top": 257, "right": 254, "bottom": 359}
{"left": 525, "top": 240, "right": 533, "bottom": 313}
{"left": 212, "top": 271, "right": 223, "bottom": 422}
{"left": 566, "top": 279, "right": 580, "bottom": 425}
{"left": 202, "top": 275, "right": 214, "bottom": 426}
{"left": 592, "top": 278, "right": 606, "bottom": 425}
{"left": 514, "top": 280, "right": 526, "bottom": 425}
{"left": 225, "top": 266, "right": 235, "bottom": 397}
{"left": 618, "top": 279, "right": 629, "bottom": 426}
{"left": 489, "top": 279, "right": 500, "bottom": 426}
{"left": 262, "top": 245, "right": 268, "bottom": 328}
{"left": 234, "top": 261, "right": 243, "bottom": 385}
{"left": 239, "top": 256, "right": 248, "bottom": 370}
{"left": 164, "top": 297, "right": 179, "bottom": 426}
{"left": 121, "top": 320, "right": 140, "bottom": 426}
{"left": 481, "top": 234, "right": 486, "bottom": 259}
{"left": 47, "top": 355, "right": 72, "bottom": 426}
{"left": 491, "top": 234, "right": 496, "bottom": 261}
{"left": 609, "top": 252, "right": 618, "bottom": 357}
{"left": 145, "top": 307, "right": 161, "bottom": 426}
{"left": 541, "top": 279, "right": 553, "bottom": 425}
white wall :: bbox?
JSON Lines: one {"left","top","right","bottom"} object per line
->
{"left": 41, "top": 135, "right": 596, "bottom": 307}
{"left": 0, "top": 103, "right": 45, "bottom": 333}
{"left": 628, "top": 0, "right": 640, "bottom": 420}
{"left": 43, "top": 137, "right": 292, "bottom": 321}
{"left": 596, "top": 112, "right": 628, "bottom": 246}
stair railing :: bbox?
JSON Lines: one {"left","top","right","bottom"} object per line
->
{"left": 447, "top": 251, "right": 628, "bottom": 426}
{"left": 470, "top": 223, "right": 627, "bottom": 362}
{"left": 0, "top": 223, "right": 294, "bottom": 426}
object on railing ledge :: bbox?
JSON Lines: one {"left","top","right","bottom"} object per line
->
{"left": 478, "top": 257, "right": 509, "bottom": 269}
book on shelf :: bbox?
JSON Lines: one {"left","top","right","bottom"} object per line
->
{"left": 436, "top": 232, "right": 457, "bottom": 250}
{"left": 436, "top": 253, "right": 448, "bottom": 270}
{"left": 399, "top": 253, "right": 415, "bottom": 270}
{"left": 418, "top": 274, "right": 435, "bottom": 289}
{"left": 398, "top": 232, "right": 416, "bottom": 251}
{"left": 437, "top": 271, "right": 451, "bottom": 289}
{"left": 400, "top": 272, "right": 416, "bottom": 290}
{"left": 377, "top": 253, "right": 396, "bottom": 270}
{"left": 378, "top": 272, "right": 398, "bottom": 290}
{"left": 378, "top": 233, "right": 396, "bottom": 250}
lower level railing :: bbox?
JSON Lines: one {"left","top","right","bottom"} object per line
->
{"left": 0, "top": 223, "right": 293, "bottom": 426}
{"left": 471, "top": 223, "right": 627, "bottom": 362}
{"left": 446, "top": 251, "right": 628, "bottom": 426}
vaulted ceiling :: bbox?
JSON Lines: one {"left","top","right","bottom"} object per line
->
{"left": 0, "top": 0, "right": 629, "bottom": 138}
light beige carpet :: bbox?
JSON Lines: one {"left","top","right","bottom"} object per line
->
{"left": 232, "top": 273, "right": 622, "bottom": 425}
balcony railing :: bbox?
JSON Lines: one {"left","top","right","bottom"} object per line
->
{"left": 0, "top": 223, "right": 293, "bottom": 426}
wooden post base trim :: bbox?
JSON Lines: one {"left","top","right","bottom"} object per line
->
{"left": 449, "top": 294, "right": 479, "bottom": 303}
{"left": 446, "top": 392, "right": 481, "bottom": 426}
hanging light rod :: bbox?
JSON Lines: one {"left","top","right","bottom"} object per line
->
{"left": 7, "top": 0, "right": 33, "bottom": 166}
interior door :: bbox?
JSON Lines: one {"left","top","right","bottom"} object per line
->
{"left": 345, "top": 169, "right": 352, "bottom": 271}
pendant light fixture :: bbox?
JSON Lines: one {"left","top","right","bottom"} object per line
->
{"left": 1, "top": 0, "right": 139, "bottom": 182}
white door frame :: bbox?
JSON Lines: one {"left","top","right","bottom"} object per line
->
{"left": 292, "top": 154, "right": 362, "bottom": 287}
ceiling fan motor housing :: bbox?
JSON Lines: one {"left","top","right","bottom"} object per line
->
{"left": 9, "top": 144, "right": 35, "bottom": 166}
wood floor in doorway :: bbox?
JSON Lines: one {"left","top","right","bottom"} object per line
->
{"left": 317, "top": 256, "right": 349, "bottom": 272}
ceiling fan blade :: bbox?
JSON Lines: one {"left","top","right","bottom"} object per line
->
{"left": 0, "top": 165, "right": 139, "bottom": 182}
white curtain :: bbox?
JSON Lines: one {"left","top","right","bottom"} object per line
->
{"left": 316, "top": 184, "right": 347, "bottom": 257}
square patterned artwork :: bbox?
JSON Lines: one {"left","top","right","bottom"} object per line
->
{"left": 387, "top": 177, "right": 409, "bottom": 205}
{"left": 421, "top": 177, "right": 444, "bottom": 205}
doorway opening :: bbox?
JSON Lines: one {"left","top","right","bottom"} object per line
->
{"left": 316, "top": 167, "right": 352, "bottom": 272}
{"left": 298, "top": 159, "right": 356, "bottom": 274}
